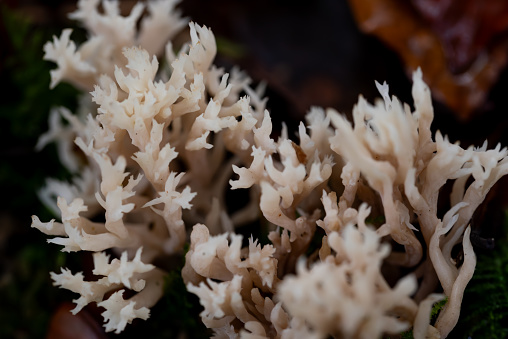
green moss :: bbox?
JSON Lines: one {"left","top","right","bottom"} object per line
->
{"left": 0, "top": 231, "right": 72, "bottom": 339}
{"left": 453, "top": 214, "right": 508, "bottom": 338}
{"left": 400, "top": 330, "right": 414, "bottom": 339}
{"left": 216, "top": 36, "right": 247, "bottom": 60}
{"left": 116, "top": 264, "right": 210, "bottom": 338}
{"left": 430, "top": 297, "right": 447, "bottom": 323}
{"left": 0, "top": 5, "right": 79, "bottom": 218}
{"left": 366, "top": 214, "right": 386, "bottom": 227}
{"left": 393, "top": 296, "right": 447, "bottom": 339}
{"left": 0, "top": 6, "right": 79, "bottom": 338}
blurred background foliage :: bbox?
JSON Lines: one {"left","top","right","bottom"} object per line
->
{"left": 0, "top": 4, "right": 77, "bottom": 338}
{"left": 1, "top": 0, "right": 508, "bottom": 338}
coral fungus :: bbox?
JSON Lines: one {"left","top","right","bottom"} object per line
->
{"left": 33, "top": 0, "right": 508, "bottom": 337}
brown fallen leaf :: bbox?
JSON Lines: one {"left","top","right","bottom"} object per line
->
{"left": 413, "top": 0, "right": 508, "bottom": 74}
{"left": 348, "top": 0, "right": 508, "bottom": 120}
{"left": 47, "top": 302, "right": 107, "bottom": 339}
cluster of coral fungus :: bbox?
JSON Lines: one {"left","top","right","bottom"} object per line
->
{"left": 33, "top": 0, "right": 508, "bottom": 337}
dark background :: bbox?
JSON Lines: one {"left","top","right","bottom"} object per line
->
{"left": 2, "top": 0, "right": 508, "bottom": 337}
